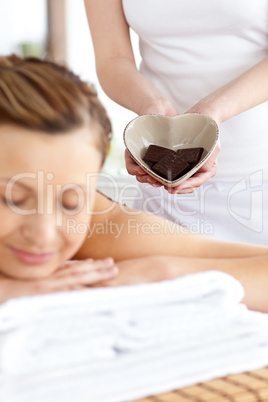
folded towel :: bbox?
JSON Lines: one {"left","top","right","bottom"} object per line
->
{"left": 0, "top": 270, "right": 268, "bottom": 402}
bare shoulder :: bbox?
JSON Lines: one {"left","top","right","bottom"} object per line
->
{"left": 75, "top": 191, "right": 196, "bottom": 261}
{"left": 74, "top": 191, "right": 267, "bottom": 262}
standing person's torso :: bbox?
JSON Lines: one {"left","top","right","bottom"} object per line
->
{"left": 123, "top": 0, "right": 268, "bottom": 178}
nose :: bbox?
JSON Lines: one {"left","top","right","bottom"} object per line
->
{"left": 21, "top": 213, "right": 58, "bottom": 247}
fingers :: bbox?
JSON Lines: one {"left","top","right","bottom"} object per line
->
{"left": 167, "top": 173, "right": 212, "bottom": 194}
{"left": 125, "top": 150, "right": 145, "bottom": 176}
{"left": 34, "top": 258, "right": 119, "bottom": 294}
{"left": 55, "top": 258, "right": 115, "bottom": 277}
{"left": 136, "top": 174, "right": 162, "bottom": 186}
{"left": 139, "top": 100, "right": 178, "bottom": 116}
{"left": 125, "top": 149, "right": 163, "bottom": 186}
{"left": 165, "top": 160, "right": 218, "bottom": 194}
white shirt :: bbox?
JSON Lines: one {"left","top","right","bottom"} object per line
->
{"left": 123, "top": 0, "right": 268, "bottom": 179}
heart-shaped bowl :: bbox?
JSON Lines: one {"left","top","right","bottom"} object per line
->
{"left": 123, "top": 113, "right": 219, "bottom": 187}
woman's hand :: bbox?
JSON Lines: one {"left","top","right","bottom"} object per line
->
{"left": 164, "top": 139, "right": 221, "bottom": 194}
{"left": 0, "top": 258, "right": 118, "bottom": 303}
{"left": 138, "top": 97, "right": 178, "bottom": 117}
{"left": 91, "top": 256, "right": 184, "bottom": 287}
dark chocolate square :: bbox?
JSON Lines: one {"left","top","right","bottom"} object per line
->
{"left": 142, "top": 145, "right": 175, "bottom": 165}
{"left": 176, "top": 147, "right": 204, "bottom": 164}
{"left": 152, "top": 153, "right": 190, "bottom": 181}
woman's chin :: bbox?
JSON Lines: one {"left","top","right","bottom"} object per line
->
{"left": 2, "top": 264, "right": 59, "bottom": 281}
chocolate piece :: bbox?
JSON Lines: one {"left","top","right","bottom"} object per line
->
{"left": 176, "top": 147, "right": 204, "bottom": 164}
{"left": 142, "top": 144, "right": 205, "bottom": 181}
{"left": 152, "top": 153, "right": 190, "bottom": 181}
{"left": 142, "top": 145, "right": 175, "bottom": 165}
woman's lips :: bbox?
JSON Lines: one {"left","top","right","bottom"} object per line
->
{"left": 9, "top": 246, "right": 55, "bottom": 264}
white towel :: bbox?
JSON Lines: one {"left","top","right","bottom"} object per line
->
{"left": 0, "top": 270, "right": 268, "bottom": 402}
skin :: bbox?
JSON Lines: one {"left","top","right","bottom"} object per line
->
{"left": 0, "top": 124, "right": 267, "bottom": 312}
{"left": 84, "top": 0, "right": 268, "bottom": 194}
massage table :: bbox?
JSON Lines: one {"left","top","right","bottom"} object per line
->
{"left": 135, "top": 367, "right": 268, "bottom": 401}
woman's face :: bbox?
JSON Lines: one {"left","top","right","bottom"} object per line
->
{"left": 0, "top": 124, "right": 102, "bottom": 280}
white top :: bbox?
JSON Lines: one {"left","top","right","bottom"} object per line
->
{"left": 123, "top": 0, "right": 268, "bottom": 179}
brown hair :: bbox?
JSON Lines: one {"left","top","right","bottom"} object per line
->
{"left": 0, "top": 54, "right": 112, "bottom": 165}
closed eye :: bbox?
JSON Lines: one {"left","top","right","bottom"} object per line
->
{"left": 1, "top": 197, "right": 27, "bottom": 207}
{"left": 61, "top": 202, "right": 80, "bottom": 211}
{"left": 60, "top": 187, "right": 85, "bottom": 213}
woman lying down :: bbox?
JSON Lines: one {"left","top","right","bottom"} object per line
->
{"left": 0, "top": 55, "right": 267, "bottom": 312}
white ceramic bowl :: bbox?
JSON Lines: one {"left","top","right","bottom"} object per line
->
{"left": 123, "top": 113, "right": 219, "bottom": 187}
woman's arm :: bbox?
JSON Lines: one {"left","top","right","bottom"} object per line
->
{"left": 96, "top": 255, "right": 268, "bottom": 312}
{"left": 84, "top": 0, "right": 177, "bottom": 116}
{"left": 84, "top": 0, "right": 178, "bottom": 187}
{"left": 174, "top": 254, "right": 268, "bottom": 313}
{"left": 187, "top": 56, "right": 268, "bottom": 124}
{"left": 163, "top": 56, "right": 268, "bottom": 194}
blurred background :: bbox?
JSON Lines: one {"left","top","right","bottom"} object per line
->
{"left": 0, "top": 0, "right": 141, "bottom": 178}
